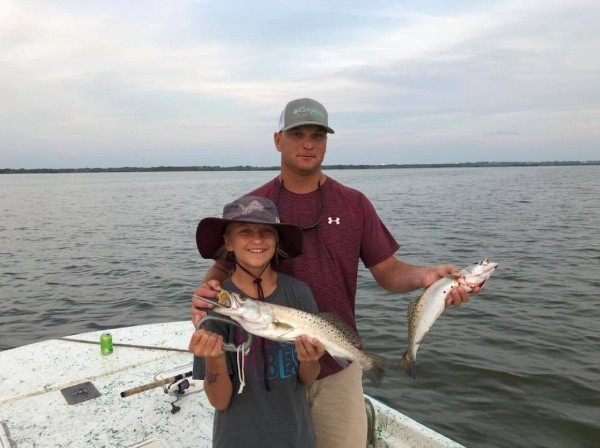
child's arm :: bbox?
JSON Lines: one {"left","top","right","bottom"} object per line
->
{"left": 189, "top": 329, "right": 233, "bottom": 410}
{"left": 296, "top": 336, "right": 325, "bottom": 385}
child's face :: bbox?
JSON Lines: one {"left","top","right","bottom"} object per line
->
{"left": 225, "top": 223, "right": 278, "bottom": 268}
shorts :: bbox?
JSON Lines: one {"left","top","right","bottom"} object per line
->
{"left": 307, "top": 362, "right": 367, "bottom": 448}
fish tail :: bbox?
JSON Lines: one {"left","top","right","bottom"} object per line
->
{"left": 398, "top": 350, "right": 416, "bottom": 380}
{"left": 363, "top": 353, "right": 386, "bottom": 387}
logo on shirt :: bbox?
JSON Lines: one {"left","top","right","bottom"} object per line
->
{"left": 234, "top": 328, "right": 299, "bottom": 381}
{"left": 327, "top": 217, "right": 341, "bottom": 225}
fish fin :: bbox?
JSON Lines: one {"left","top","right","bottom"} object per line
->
{"left": 363, "top": 353, "right": 387, "bottom": 387}
{"left": 271, "top": 320, "right": 296, "bottom": 339}
{"left": 332, "top": 354, "right": 386, "bottom": 387}
{"left": 397, "top": 350, "right": 416, "bottom": 380}
{"left": 272, "top": 320, "right": 295, "bottom": 331}
{"left": 318, "top": 312, "right": 362, "bottom": 347}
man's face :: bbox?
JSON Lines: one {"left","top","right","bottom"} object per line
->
{"left": 274, "top": 125, "right": 328, "bottom": 175}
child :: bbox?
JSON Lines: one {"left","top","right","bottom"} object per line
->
{"left": 189, "top": 196, "right": 325, "bottom": 448}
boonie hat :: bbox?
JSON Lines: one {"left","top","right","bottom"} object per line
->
{"left": 278, "top": 98, "right": 335, "bottom": 134}
{"left": 196, "top": 196, "right": 303, "bottom": 260}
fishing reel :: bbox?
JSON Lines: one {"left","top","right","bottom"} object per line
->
{"left": 161, "top": 372, "right": 202, "bottom": 414}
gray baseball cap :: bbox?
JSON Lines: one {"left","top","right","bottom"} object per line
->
{"left": 277, "top": 98, "right": 335, "bottom": 134}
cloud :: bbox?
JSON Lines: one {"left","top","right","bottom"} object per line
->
{"left": 1, "top": 0, "right": 599, "bottom": 168}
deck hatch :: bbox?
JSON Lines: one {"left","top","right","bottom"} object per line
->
{"left": 60, "top": 381, "right": 101, "bottom": 405}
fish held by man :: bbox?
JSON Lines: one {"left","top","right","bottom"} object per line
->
{"left": 398, "top": 258, "right": 499, "bottom": 379}
{"left": 198, "top": 289, "right": 386, "bottom": 386}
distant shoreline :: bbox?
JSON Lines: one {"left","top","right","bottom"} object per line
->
{"left": 1, "top": 160, "right": 599, "bottom": 174}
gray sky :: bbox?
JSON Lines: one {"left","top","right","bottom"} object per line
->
{"left": 2, "top": 0, "right": 599, "bottom": 169}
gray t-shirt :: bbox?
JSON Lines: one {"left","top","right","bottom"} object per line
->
{"left": 193, "top": 273, "right": 318, "bottom": 448}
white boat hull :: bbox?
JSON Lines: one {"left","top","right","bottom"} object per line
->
{"left": 0, "top": 322, "right": 464, "bottom": 447}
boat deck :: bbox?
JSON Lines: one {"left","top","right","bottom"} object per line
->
{"left": 0, "top": 321, "right": 463, "bottom": 447}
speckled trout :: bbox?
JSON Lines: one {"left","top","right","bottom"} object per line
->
{"left": 398, "top": 259, "right": 499, "bottom": 379}
{"left": 200, "top": 289, "right": 385, "bottom": 385}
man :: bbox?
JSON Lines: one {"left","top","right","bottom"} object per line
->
{"left": 191, "top": 98, "right": 475, "bottom": 448}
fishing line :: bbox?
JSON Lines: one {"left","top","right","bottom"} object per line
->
{"left": 236, "top": 344, "right": 246, "bottom": 394}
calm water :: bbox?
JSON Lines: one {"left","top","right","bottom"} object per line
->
{"left": 1, "top": 167, "right": 599, "bottom": 447}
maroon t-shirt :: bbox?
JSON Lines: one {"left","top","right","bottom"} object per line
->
{"left": 246, "top": 176, "right": 400, "bottom": 379}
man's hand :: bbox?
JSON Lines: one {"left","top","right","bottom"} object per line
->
{"left": 423, "top": 264, "right": 480, "bottom": 307}
{"left": 191, "top": 280, "right": 222, "bottom": 326}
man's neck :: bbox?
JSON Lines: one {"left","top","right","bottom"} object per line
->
{"left": 279, "top": 170, "right": 326, "bottom": 194}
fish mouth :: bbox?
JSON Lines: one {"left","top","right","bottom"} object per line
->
{"left": 194, "top": 291, "right": 232, "bottom": 308}
{"left": 475, "top": 260, "right": 499, "bottom": 275}
{"left": 481, "top": 263, "right": 499, "bottom": 277}
{"left": 463, "top": 261, "right": 499, "bottom": 288}
{"left": 481, "top": 260, "right": 499, "bottom": 270}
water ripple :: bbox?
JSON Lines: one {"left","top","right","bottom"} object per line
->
{"left": 2, "top": 168, "right": 600, "bottom": 447}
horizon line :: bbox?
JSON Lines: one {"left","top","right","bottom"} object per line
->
{"left": 1, "top": 160, "right": 599, "bottom": 173}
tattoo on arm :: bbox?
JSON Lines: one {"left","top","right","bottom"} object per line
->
{"left": 205, "top": 370, "right": 220, "bottom": 385}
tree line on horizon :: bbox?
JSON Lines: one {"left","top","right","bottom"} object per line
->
{"left": 1, "top": 160, "right": 599, "bottom": 174}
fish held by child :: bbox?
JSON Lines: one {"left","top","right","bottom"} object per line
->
{"left": 199, "top": 289, "right": 386, "bottom": 386}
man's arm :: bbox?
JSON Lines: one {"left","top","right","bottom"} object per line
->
{"left": 369, "top": 256, "right": 475, "bottom": 306}
{"left": 201, "top": 262, "right": 230, "bottom": 284}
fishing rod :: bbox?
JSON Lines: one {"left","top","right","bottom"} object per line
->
{"left": 119, "top": 314, "right": 252, "bottom": 402}
{"left": 57, "top": 337, "right": 189, "bottom": 352}
{"left": 120, "top": 316, "right": 251, "bottom": 398}
{"left": 120, "top": 371, "right": 193, "bottom": 398}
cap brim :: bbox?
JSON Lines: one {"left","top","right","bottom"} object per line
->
{"left": 280, "top": 121, "right": 334, "bottom": 134}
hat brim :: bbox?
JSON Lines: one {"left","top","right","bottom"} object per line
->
{"left": 196, "top": 217, "right": 303, "bottom": 260}
{"left": 280, "top": 121, "right": 335, "bottom": 134}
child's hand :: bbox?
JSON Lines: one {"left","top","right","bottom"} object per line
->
{"left": 295, "top": 336, "right": 325, "bottom": 362}
{"left": 189, "top": 328, "right": 225, "bottom": 358}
